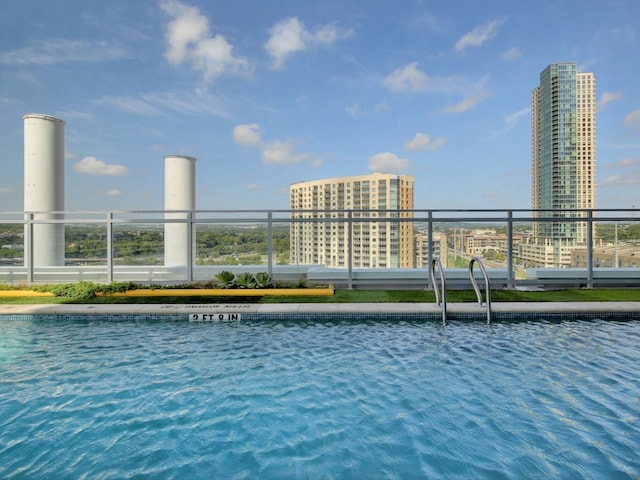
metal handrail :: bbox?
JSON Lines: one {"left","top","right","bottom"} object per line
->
{"left": 430, "top": 257, "right": 447, "bottom": 325}
{"left": 469, "top": 257, "right": 492, "bottom": 324}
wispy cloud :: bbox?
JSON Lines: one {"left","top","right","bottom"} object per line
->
{"left": 623, "top": 110, "right": 640, "bottom": 135}
{"left": 602, "top": 157, "right": 640, "bottom": 169}
{"left": 442, "top": 89, "right": 489, "bottom": 113}
{"left": 501, "top": 47, "right": 521, "bottom": 61}
{"left": 106, "top": 189, "right": 122, "bottom": 196}
{"left": 454, "top": 18, "right": 505, "bottom": 52}
{"left": 0, "top": 39, "right": 130, "bottom": 66}
{"left": 74, "top": 156, "right": 129, "bottom": 176}
{"left": 597, "top": 91, "right": 622, "bottom": 112}
{"left": 94, "top": 96, "right": 164, "bottom": 116}
{"left": 246, "top": 183, "right": 261, "bottom": 190}
{"left": 368, "top": 152, "right": 409, "bottom": 174}
{"left": 95, "top": 89, "right": 231, "bottom": 118}
{"left": 492, "top": 107, "right": 530, "bottom": 136}
{"left": 160, "top": 0, "right": 251, "bottom": 82}
{"left": 404, "top": 133, "right": 446, "bottom": 151}
{"left": 265, "top": 17, "right": 352, "bottom": 69}
{"left": 599, "top": 175, "right": 640, "bottom": 187}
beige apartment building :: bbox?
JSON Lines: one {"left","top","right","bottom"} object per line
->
{"left": 415, "top": 231, "right": 448, "bottom": 268}
{"left": 290, "top": 173, "right": 414, "bottom": 268}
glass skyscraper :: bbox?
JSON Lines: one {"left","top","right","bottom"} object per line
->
{"left": 529, "top": 63, "right": 596, "bottom": 266}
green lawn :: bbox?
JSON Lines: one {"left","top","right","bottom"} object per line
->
{"left": 1, "top": 288, "right": 640, "bottom": 305}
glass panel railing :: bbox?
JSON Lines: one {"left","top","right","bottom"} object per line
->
{"left": 2, "top": 209, "right": 639, "bottom": 287}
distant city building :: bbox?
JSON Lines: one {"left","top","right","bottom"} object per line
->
{"left": 572, "top": 244, "right": 640, "bottom": 268}
{"left": 526, "top": 62, "right": 596, "bottom": 267}
{"left": 290, "top": 173, "right": 414, "bottom": 268}
{"left": 415, "top": 231, "right": 448, "bottom": 268}
{"left": 464, "top": 231, "right": 523, "bottom": 257}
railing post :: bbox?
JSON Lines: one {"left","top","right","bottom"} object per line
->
{"left": 507, "top": 210, "right": 514, "bottom": 289}
{"left": 427, "top": 211, "right": 433, "bottom": 289}
{"left": 187, "top": 211, "right": 194, "bottom": 282}
{"left": 347, "top": 210, "right": 353, "bottom": 290}
{"left": 106, "top": 212, "right": 114, "bottom": 283}
{"left": 25, "top": 212, "right": 33, "bottom": 283}
{"left": 267, "top": 211, "right": 273, "bottom": 279}
{"left": 587, "top": 210, "right": 593, "bottom": 288}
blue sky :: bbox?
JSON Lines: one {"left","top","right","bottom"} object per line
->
{"left": 1, "top": 0, "right": 639, "bottom": 212}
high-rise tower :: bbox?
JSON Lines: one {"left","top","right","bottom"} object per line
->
{"left": 529, "top": 63, "right": 596, "bottom": 266}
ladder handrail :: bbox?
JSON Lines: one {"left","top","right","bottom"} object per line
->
{"left": 430, "top": 257, "right": 447, "bottom": 325}
{"left": 468, "top": 256, "right": 492, "bottom": 325}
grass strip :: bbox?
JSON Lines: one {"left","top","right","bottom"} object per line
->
{"left": 1, "top": 288, "right": 639, "bottom": 305}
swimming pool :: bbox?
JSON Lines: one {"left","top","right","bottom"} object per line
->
{"left": 1, "top": 316, "right": 638, "bottom": 479}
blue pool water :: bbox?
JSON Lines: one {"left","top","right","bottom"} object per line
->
{"left": 1, "top": 317, "right": 639, "bottom": 479}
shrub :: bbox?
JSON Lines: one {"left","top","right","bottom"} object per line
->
{"left": 236, "top": 272, "right": 257, "bottom": 289}
{"left": 214, "top": 271, "right": 236, "bottom": 289}
{"left": 47, "top": 281, "right": 100, "bottom": 300}
{"left": 255, "top": 272, "right": 273, "bottom": 288}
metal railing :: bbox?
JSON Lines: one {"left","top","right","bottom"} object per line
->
{"left": 469, "top": 257, "right": 492, "bottom": 325}
{"left": 0, "top": 208, "right": 638, "bottom": 287}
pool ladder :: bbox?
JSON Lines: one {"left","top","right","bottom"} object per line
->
{"left": 430, "top": 257, "right": 492, "bottom": 325}
{"left": 469, "top": 257, "right": 492, "bottom": 325}
{"left": 430, "top": 257, "right": 447, "bottom": 325}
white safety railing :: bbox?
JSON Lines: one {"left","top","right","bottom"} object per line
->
{"left": 0, "top": 208, "right": 638, "bottom": 287}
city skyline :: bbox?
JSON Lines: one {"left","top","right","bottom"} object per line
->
{"left": 1, "top": 0, "right": 639, "bottom": 213}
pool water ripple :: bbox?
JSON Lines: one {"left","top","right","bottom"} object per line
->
{"left": 1, "top": 318, "right": 639, "bottom": 479}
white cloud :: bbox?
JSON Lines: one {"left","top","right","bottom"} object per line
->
{"left": 74, "top": 156, "right": 129, "bottom": 176}
{"left": 265, "top": 17, "right": 352, "bottom": 69}
{"left": 501, "top": 47, "right": 521, "bottom": 61}
{"left": 160, "top": 0, "right": 251, "bottom": 82}
{"left": 106, "top": 189, "right": 122, "bottom": 196}
{"left": 265, "top": 17, "right": 305, "bottom": 69}
{"left": 382, "top": 62, "right": 470, "bottom": 95}
{"left": 309, "top": 158, "right": 324, "bottom": 168}
{"left": 383, "top": 62, "right": 429, "bottom": 92}
{"left": 246, "top": 183, "right": 261, "bottom": 190}
{"left": 0, "top": 186, "right": 16, "bottom": 194}
{"left": 262, "top": 140, "right": 309, "bottom": 165}
{"left": 404, "top": 133, "right": 446, "bottom": 151}
{"left": 368, "top": 152, "right": 409, "bottom": 174}
{"left": 442, "top": 89, "right": 489, "bottom": 113}
{"left": 160, "top": 0, "right": 208, "bottom": 64}
{"left": 599, "top": 175, "right": 640, "bottom": 187}
{"left": 597, "top": 91, "right": 622, "bottom": 111}
{"left": 233, "top": 123, "right": 262, "bottom": 147}
{"left": 454, "top": 18, "right": 505, "bottom": 52}
{"left": 231, "top": 124, "right": 317, "bottom": 167}
{"left": 65, "top": 150, "right": 77, "bottom": 160}
{"left": 0, "top": 39, "right": 129, "bottom": 66}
